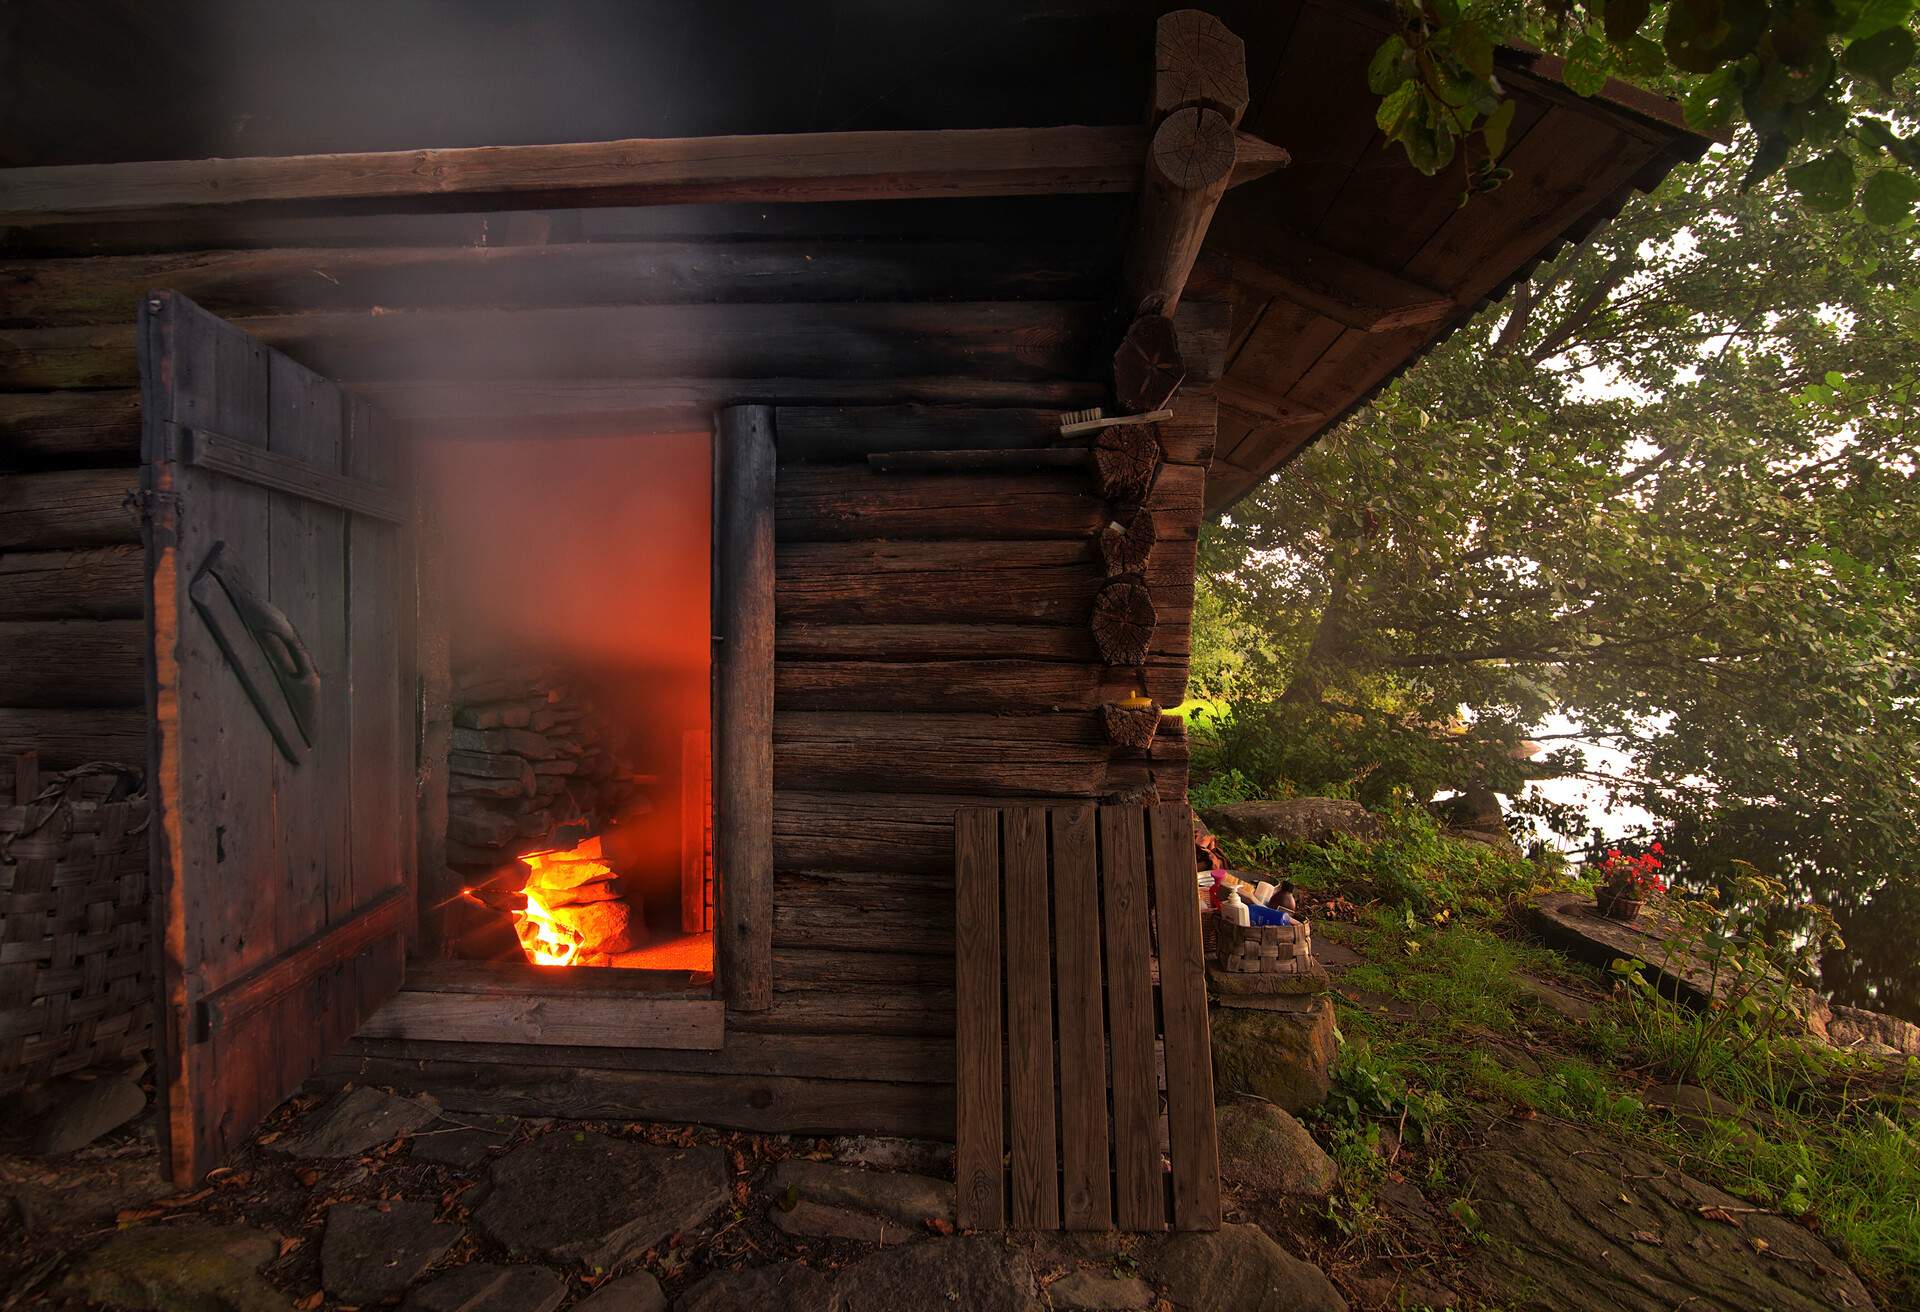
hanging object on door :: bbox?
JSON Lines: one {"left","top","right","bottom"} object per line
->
{"left": 188, "top": 540, "right": 321, "bottom": 764}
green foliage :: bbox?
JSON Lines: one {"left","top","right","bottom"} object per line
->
{"left": 1371, "top": 0, "right": 1920, "bottom": 219}
{"left": 1257, "top": 804, "right": 1542, "bottom": 919}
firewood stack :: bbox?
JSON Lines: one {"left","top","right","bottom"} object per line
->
{"left": 444, "top": 663, "right": 653, "bottom": 879}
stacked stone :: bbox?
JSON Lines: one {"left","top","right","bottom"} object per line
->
{"left": 1216, "top": 920, "right": 1312, "bottom": 975}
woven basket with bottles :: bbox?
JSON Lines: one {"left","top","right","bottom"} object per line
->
{"left": 0, "top": 755, "right": 151, "bottom": 1094}
{"left": 1215, "top": 919, "right": 1312, "bottom": 976}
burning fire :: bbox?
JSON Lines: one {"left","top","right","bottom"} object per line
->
{"left": 512, "top": 837, "right": 637, "bottom": 966}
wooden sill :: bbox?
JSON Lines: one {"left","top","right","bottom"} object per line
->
{"left": 353, "top": 957, "right": 725, "bottom": 1051}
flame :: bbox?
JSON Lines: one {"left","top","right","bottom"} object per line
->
{"left": 517, "top": 884, "right": 584, "bottom": 966}
{"left": 513, "top": 838, "right": 615, "bottom": 967}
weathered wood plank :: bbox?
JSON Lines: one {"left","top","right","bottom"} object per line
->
{"left": 770, "top": 948, "right": 953, "bottom": 991}
{"left": 1002, "top": 808, "right": 1059, "bottom": 1228}
{"left": 0, "top": 469, "right": 140, "bottom": 549}
{"left": 356, "top": 989, "right": 725, "bottom": 1050}
{"left": 774, "top": 658, "right": 1188, "bottom": 714}
{"left": 1101, "top": 806, "right": 1164, "bottom": 1230}
{"left": 313, "top": 1056, "right": 954, "bottom": 1139}
{"left": 0, "top": 391, "right": 141, "bottom": 462}
{"left": 776, "top": 391, "right": 1219, "bottom": 466}
{"left": 729, "top": 989, "right": 956, "bottom": 1038}
{"left": 0, "top": 124, "right": 1284, "bottom": 227}
{"left": 0, "top": 547, "right": 144, "bottom": 619}
{"left": 0, "top": 707, "right": 144, "bottom": 769}
{"left": 0, "top": 241, "right": 1110, "bottom": 327}
{"left": 1051, "top": 806, "right": 1112, "bottom": 1230}
{"left": 1149, "top": 803, "right": 1220, "bottom": 1230}
{"left": 777, "top": 622, "right": 1190, "bottom": 664}
{"left": 0, "top": 301, "right": 1106, "bottom": 389}
{"left": 772, "top": 872, "right": 955, "bottom": 957}
{"left": 715, "top": 406, "right": 775, "bottom": 1013}
{"left": 0, "top": 619, "right": 144, "bottom": 706}
{"left": 775, "top": 462, "right": 1205, "bottom": 543}
{"left": 954, "top": 807, "right": 1006, "bottom": 1231}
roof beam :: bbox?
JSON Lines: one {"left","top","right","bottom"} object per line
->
{"left": 1209, "top": 211, "right": 1457, "bottom": 333}
{"left": 0, "top": 125, "right": 1288, "bottom": 228}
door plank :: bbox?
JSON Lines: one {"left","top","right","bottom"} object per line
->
{"left": 953, "top": 808, "right": 1005, "bottom": 1230}
{"left": 1051, "top": 805, "right": 1112, "bottom": 1230}
{"left": 1148, "top": 803, "right": 1220, "bottom": 1230}
{"left": 1002, "top": 807, "right": 1059, "bottom": 1229}
{"left": 1100, "top": 806, "right": 1165, "bottom": 1231}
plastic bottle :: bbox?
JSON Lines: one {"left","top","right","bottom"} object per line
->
{"left": 1223, "top": 889, "right": 1251, "bottom": 927}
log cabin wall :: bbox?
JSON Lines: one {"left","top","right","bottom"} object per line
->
{"left": 0, "top": 209, "right": 1228, "bottom": 1138}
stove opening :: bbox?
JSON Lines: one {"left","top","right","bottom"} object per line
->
{"left": 422, "top": 431, "right": 713, "bottom": 979}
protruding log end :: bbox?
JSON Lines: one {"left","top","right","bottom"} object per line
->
{"left": 1154, "top": 9, "right": 1250, "bottom": 127}
{"left": 1101, "top": 701, "right": 1163, "bottom": 750}
{"left": 1100, "top": 507, "right": 1157, "bottom": 576}
{"left": 1093, "top": 425, "right": 1163, "bottom": 502}
{"left": 1092, "top": 580, "right": 1157, "bottom": 666}
{"left": 1149, "top": 106, "right": 1237, "bottom": 193}
{"left": 1113, "top": 313, "right": 1186, "bottom": 413}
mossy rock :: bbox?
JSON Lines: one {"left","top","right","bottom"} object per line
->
{"left": 59, "top": 1222, "right": 282, "bottom": 1312}
{"left": 1210, "top": 996, "right": 1335, "bottom": 1113}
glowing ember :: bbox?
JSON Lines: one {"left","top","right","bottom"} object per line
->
{"left": 513, "top": 837, "right": 636, "bottom": 966}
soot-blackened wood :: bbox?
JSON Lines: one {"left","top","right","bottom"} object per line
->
{"left": 0, "top": 619, "right": 145, "bottom": 707}
{"left": 1113, "top": 314, "right": 1187, "bottom": 415}
{"left": 1092, "top": 424, "right": 1164, "bottom": 502}
{"left": 0, "top": 708, "right": 143, "bottom": 770}
{"left": 1092, "top": 580, "right": 1158, "bottom": 667}
{"left": 0, "top": 546, "right": 145, "bottom": 620}
{"left": 1100, "top": 508, "right": 1158, "bottom": 576}
{"left": 1099, "top": 807, "right": 1164, "bottom": 1229}
{"left": 0, "top": 390, "right": 142, "bottom": 463}
{"left": 1051, "top": 806, "right": 1112, "bottom": 1230}
{"left": 0, "top": 469, "right": 141, "bottom": 550}
{"left": 1148, "top": 803, "right": 1221, "bottom": 1230}
{"left": 866, "top": 448, "right": 1087, "bottom": 474}
{"left": 715, "top": 405, "right": 776, "bottom": 1012}
{"left": 953, "top": 809, "right": 1005, "bottom": 1230}
{"left": 139, "top": 292, "right": 416, "bottom": 1184}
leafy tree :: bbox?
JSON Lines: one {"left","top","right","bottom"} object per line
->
{"left": 1201, "top": 131, "right": 1920, "bottom": 1007}
{"left": 1371, "top": 0, "right": 1920, "bottom": 220}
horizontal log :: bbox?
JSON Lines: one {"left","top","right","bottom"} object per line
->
{"left": 774, "top": 658, "right": 1188, "bottom": 713}
{"left": 775, "top": 388, "right": 1215, "bottom": 466}
{"left": 312, "top": 1056, "right": 953, "bottom": 1139}
{"left": 0, "top": 391, "right": 142, "bottom": 463}
{"left": 0, "top": 547, "right": 144, "bottom": 619}
{"left": 729, "top": 989, "right": 956, "bottom": 1038}
{"left": 771, "top": 948, "right": 953, "bottom": 992}
{"left": 776, "top": 621, "right": 1188, "bottom": 663}
{"left": 0, "top": 707, "right": 144, "bottom": 769}
{"left": 775, "top": 460, "right": 1205, "bottom": 542}
{"left": 0, "top": 469, "right": 141, "bottom": 549}
{"left": 331, "top": 1029, "right": 953, "bottom": 1085}
{"left": 773, "top": 870, "right": 956, "bottom": 955}
{"left": 866, "top": 448, "right": 1087, "bottom": 474}
{"left": 775, "top": 790, "right": 1059, "bottom": 878}
{"left": 1, "top": 124, "right": 1288, "bottom": 228}
{"left": 374, "top": 377, "right": 1108, "bottom": 439}
{"left": 777, "top": 538, "right": 1197, "bottom": 626}
{"left": 0, "top": 240, "right": 1113, "bottom": 328}
{"left": 0, "top": 620, "right": 145, "bottom": 707}
{"left": 774, "top": 710, "right": 1188, "bottom": 797}
{"left": 356, "top": 989, "right": 724, "bottom": 1050}
{"left": 0, "top": 301, "right": 1105, "bottom": 390}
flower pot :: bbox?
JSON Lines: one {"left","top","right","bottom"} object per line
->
{"left": 1597, "top": 888, "right": 1644, "bottom": 921}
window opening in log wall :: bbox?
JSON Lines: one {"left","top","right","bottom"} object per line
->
{"left": 417, "top": 432, "right": 715, "bottom": 980}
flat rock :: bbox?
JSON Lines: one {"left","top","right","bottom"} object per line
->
{"left": 322, "top": 1200, "right": 461, "bottom": 1303}
{"left": 5, "top": 1069, "right": 147, "bottom": 1155}
{"left": 475, "top": 1131, "right": 727, "bottom": 1270}
{"left": 1046, "top": 1270, "right": 1155, "bottom": 1309}
{"left": 675, "top": 1263, "right": 834, "bottom": 1312}
{"left": 772, "top": 1158, "right": 955, "bottom": 1228}
{"left": 403, "top": 1263, "right": 568, "bottom": 1312}
{"left": 1465, "top": 1116, "right": 1874, "bottom": 1311}
{"left": 414, "top": 1117, "right": 520, "bottom": 1169}
{"left": 1208, "top": 963, "right": 1331, "bottom": 996}
{"left": 831, "top": 1236, "right": 1044, "bottom": 1312}
{"left": 1215, "top": 1100, "right": 1338, "bottom": 1197}
{"left": 1210, "top": 995, "right": 1336, "bottom": 1112}
{"left": 58, "top": 1221, "right": 283, "bottom": 1312}
{"left": 274, "top": 1085, "right": 443, "bottom": 1158}
{"left": 1523, "top": 892, "right": 1716, "bottom": 1006}
{"left": 1513, "top": 973, "right": 1594, "bottom": 1024}
{"left": 576, "top": 1271, "right": 666, "bottom": 1312}
{"left": 828, "top": 1135, "right": 954, "bottom": 1177}
{"left": 1643, "top": 1082, "right": 1759, "bottom": 1131}
{"left": 1824, "top": 1002, "right": 1920, "bottom": 1057}
{"left": 1142, "top": 1224, "right": 1347, "bottom": 1311}
{"left": 1200, "top": 798, "right": 1379, "bottom": 845}
{"left": 773, "top": 1196, "right": 918, "bottom": 1245}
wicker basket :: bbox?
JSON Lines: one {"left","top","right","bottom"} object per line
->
{"left": 1214, "top": 919, "right": 1313, "bottom": 976}
{"left": 0, "top": 756, "right": 152, "bottom": 1094}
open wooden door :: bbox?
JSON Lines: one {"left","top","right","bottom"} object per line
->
{"left": 138, "top": 292, "right": 418, "bottom": 1183}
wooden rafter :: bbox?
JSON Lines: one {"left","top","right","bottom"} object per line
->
{"left": 0, "top": 126, "right": 1289, "bottom": 228}
{"left": 1210, "top": 214, "right": 1457, "bottom": 334}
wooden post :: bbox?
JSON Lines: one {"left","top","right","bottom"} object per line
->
{"left": 1116, "top": 10, "right": 1261, "bottom": 320}
{"left": 714, "top": 405, "right": 775, "bottom": 1012}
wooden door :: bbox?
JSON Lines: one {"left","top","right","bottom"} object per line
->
{"left": 138, "top": 291, "right": 418, "bottom": 1184}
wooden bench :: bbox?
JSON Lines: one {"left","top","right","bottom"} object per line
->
{"left": 954, "top": 802, "right": 1219, "bottom": 1231}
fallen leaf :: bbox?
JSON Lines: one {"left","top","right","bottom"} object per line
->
{"left": 1699, "top": 1206, "right": 1744, "bottom": 1228}
{"left": 732, "top": 1181, "right": 750, "bottom": 1207}
{"left": 1630, "top": 1230, "right": 1663, "bottom": 1245}
{"left": 278, "top": 1236, "right": 303, "bottom": 1258}
{"left": 295, "top": 1293, "right": 324, "bottom": 1311}
{"left": 1750, "top": 1236, "right": 1771, "bottom": 1253}
{"left": 116, "top": 1206, "right": 166, "bottom": 1225}
{"left": 256, "top": 1131, "right": 283, "bottom": 1145}
{"left": 924, "top": 1216, "right": 955, "bottom": 1235}
{"left": 296, "top": 1167, "right": 322, "bottom": 1187}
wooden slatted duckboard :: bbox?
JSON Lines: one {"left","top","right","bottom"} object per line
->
{"left": 954, "top": 803, "right": 1219, "bottom": 1231}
